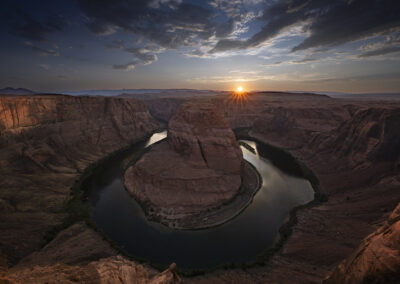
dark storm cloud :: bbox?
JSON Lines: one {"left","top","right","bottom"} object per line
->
{"left": 79, "top": 0, "right": 219, "bottom": 48}
{"left": 211, "top": 0, "right": 400, "bottom": 53}
{"left": 292, "top": 0, "right": 400, "bottom": 51}
{"left": 9, "top": 5, "right": 65, "bottom": 41}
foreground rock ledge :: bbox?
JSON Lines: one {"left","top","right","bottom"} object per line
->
{"left": 124, "top": 101, "right": 259, "bottom": 229}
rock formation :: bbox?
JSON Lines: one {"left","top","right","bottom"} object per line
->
{"left": 324, "top": 202, "right": 400, "bottom": 284}
{"left": 124, "top": 101, "right": 245, "bottom": 228}
{"left": 3, "top": 256, "right": 180, "bottom": 284}
{"left": 0, "top": 95, "right": 159, "bottom": 264}
{"left": 312, "top": 108, "right": 400, "bottom": 167}
{"left": 1, "top": 223, "right": 180, "bottom": 284}
{"left": 1, "top": 92, "right": 400, "bottom": 283}
{"left": 168, "top": 101, "right": 243, "bottom": 174}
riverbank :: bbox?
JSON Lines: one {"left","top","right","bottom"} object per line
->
{"left": 122, "top": 134, "right": 262, "bottom": 230}
{"left": 154, "top": 160, "right": 261, "bottom": 230}
{"left": 40, "top": 129, "right": 319, "bottom": 278}
{"left": 85, "top": 132, "right": 316, "bottom": 276}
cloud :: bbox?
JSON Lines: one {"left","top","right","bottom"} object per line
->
{"left": 211, "top": 0, "right": 400, "bottom": 53}
{"left": 358, "top": 33, "right": 400, "bottom": 58}
{"left": 124, "top": 47, "right": 159, "bottom": 65}
{"left": 291, "top": 57, "right": 319, "bottom": 64}
{"left": 25, "top": 42, "right": 60, "bottom": 56}
{"left": 359, "top": 46, "right": 400, "bottom": 58}
{"left": 38, "top": 64, "right": 50, "bottom": 70}
{"left": 148, "top": 0, "right": 182, "bottom": 9}
{"left": 9, "top": 5, "right": 65, "bottom": 41}
{"left": 215, "top": 19, "right": 235, "bottom": 38}
{"left": 108, "top": 41, "right": 160, "bottom": 70}
{"left": 113, "top": 62, "right": 136, "bottom": 71}
{"left": 187, "top": 70, "right": 335, "bottom": 84}
{"left": 107, "top": 40, "right": 125, "bottom": 49}
{"left": 79, "top": 0, "right": 218, "bottom": 49}
{"left": 291, "top": 0, "right": 400, "bottom": 51}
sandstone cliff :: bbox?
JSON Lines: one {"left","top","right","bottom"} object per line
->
{"left": 311, "top": 108, "right": 400, "bottom": 167}
{"left": 168, "top": 101, "right": 243, "bottom": 174}
{"left": 0, "top": 95, "right": 159, "bottom": 265}
{"left": 125, "top": 101, "right": 245, "bottom": 228}
{"left": 1, "top": 92, "right": 399, "bottom": 283}
{"left": 324, "top": 202, "right": 400, "bottom": 284}
{"left": 4, "top": 255, "right": 180, "bottom": 284}
{"left": 189, "top": 95, "right": 400, "bottom": 283}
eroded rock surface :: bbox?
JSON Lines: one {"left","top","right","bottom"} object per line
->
{"left": 168, "top": 102, "right": 243, "bottom": 173}
{"left": 1, "top": 92, "right": 400, "bottom": 283}
{"left": 188, "top": 94, "right": 400, "bottom": 283}
{"left": 324, "top": 202, "right": 400, "bottom": 284}
{"left": 5, "top": 256, "right": 180, "bottom": 284}
{"left": 0, "top": 95, "right": 159, "bottom": 264}
{"left": 125, "top": 101, "right": 245, "bottom": 227}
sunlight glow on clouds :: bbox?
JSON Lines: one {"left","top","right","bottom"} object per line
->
{"left": 0, "top": 0, "right": 399, "bottom": 92}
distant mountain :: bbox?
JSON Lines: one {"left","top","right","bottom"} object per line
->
{"left": 0, "top": 87, "right": 35, "bottom": 95}
{"left": 61, "top": 88, "right": 227, "bottom": 99}
{"left": 321, "top": 92, "right": 400, "bottom": 100}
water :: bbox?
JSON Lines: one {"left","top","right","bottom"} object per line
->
{"left": 87, "top": 131, "right": 314, "bottom": 269}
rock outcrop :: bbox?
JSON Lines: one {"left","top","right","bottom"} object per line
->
{"left": 1, "top": 222, "right": 181, "bottom": 284}
{"left": 1, "top": 92, "right": 400, "bottom": 283}
{"left": 0, "top": 95, "right": 159, "bottom": 264}
{"left": 168, "top": 101, "right": 243, "bottom": 174}
{"left": 125, "top": 101, "right": 245, "bottom": 228}
{"left": 311, "top": 108, "right": 400, "bottom": 167}
{"left": 324, "top": 202, "right": 400, "bottom": 284}
{"left": 4, "top": 256, "right": 180, "bottom": 284}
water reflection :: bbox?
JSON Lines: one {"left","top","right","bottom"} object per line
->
{"left": 144, "top": 131, "right": 167, "bottom": 147}
{"left": 88, "top": 132, "right": 314, "bottom": 269}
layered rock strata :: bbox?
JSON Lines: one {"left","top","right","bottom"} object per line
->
{"left": 0, "top": 95, "right": 159, "bottom": 264}
{"left": 189, "top": 96, "right": 400, "bottom": 283}
{"left": 1, "top": 92, "right": 399, "bottom": 283}
{"left": 124, "top": 101, "right": 247, "bottom": 228}
{"left": 324, "top": 202, "right": 400, "bottom": 283}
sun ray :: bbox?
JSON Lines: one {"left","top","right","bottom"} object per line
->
{"left": 228, "top": 85, "right": 250, "bottom": 106}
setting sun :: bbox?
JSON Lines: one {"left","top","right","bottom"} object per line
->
{"left": 236, "top": 86, "right": 244, "bottom": 93}
{"left": 229, "top": 85, "right": 249, "bottom": 106}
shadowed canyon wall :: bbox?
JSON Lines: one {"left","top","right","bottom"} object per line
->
{"left": 0, "top": 93, "right": 399, "bottom": 283}
{"left": 0, "top": 95, "right": 159, "bottom": 264}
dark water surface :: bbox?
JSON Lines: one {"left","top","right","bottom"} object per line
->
{"left": 88, "top": 131, "right": 314, "bottom": 269}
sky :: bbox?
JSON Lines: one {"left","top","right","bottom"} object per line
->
{"left": 0, "top": 0, "right": 399, "bottom": 93}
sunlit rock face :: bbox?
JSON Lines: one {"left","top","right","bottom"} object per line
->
{"left": 324, "top": 202, "right": 400, "bottom": 284}
{"left": 124, "top": 101, "right": 244, "bottom": 227}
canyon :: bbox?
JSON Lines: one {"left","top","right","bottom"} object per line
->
{"left": 124, "top": 101, "right": 258, "bottom": 229}
{"left": 0, "top": 92, "right": 399, "bottom": 283}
